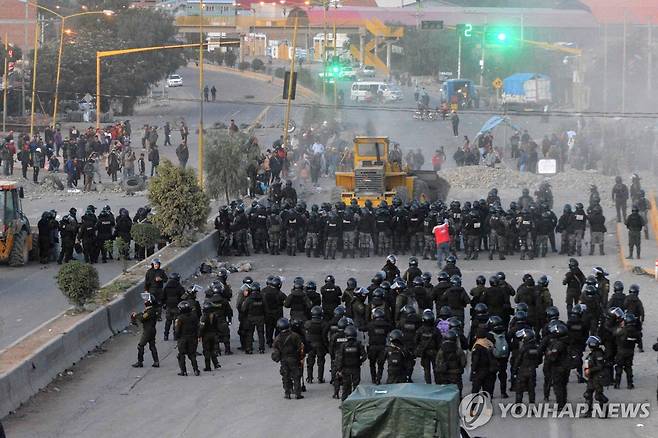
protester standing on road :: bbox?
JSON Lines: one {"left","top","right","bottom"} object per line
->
{"left": 211, "top": 85, "right": 217, "bottom": 101}
{"left": 203, "top": 85, "right": 209, "bottom": 102}
{"left": 163, "top": 122, "right": 172, "bottom": 147}
{"left": 176, "top": 142, "right": 189, "bottom": 169}
{"left": 450, "top": 111, "right": 460, "bottom": 137}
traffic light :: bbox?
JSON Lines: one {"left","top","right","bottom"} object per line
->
{"left": 328, "top": 56, "right": 342, "bottom": 77}
{"left": 484, "top": 26, "right": 519, "bottom": 48}
{"left": 456, "top": 23, "right": 473, "bottom": 38}
{"left": 420, "top": 20, "right": 443, "bottom": 30}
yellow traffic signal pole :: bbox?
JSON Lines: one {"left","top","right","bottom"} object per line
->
{"left": 282, "top": 17, "right": 299, "bottom": 148}
{"left": 333, "top": 20, "right": 337, "bottom": 108}
{"left": 95, "top": 40, "right": 238, "bottom": 185}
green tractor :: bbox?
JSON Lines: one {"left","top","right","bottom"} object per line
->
{"left": 0, "top": 181, "right": 34, "bottom": 266}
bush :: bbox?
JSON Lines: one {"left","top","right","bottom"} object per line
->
{"left": 57, "top": 261, "right": 100, "bottom": 310}
{"left": 251, "top": 58, "right": 265, "bottom": 71}
{"left": 238, "top": 61, "right": 250, "bottom": 71}
{"left": 131, "top": 222, "right": 161, "bottom": 250}
{"left": 224, "top": 50, "right": 237, "bottom": 67}
{"left": 274, "top": 67, "right": 285, "bottom": 79}
{"left": 147, "top": 160, "right": 210, "bottom": 245}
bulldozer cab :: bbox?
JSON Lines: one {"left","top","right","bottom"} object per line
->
{"left": 334, "top": 137, "right": 450, "bottom": 206}
{"left": 0, "top": 181, "right": 32, "bottom": 266}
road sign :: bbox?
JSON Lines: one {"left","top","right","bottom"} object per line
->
{"left": 492, "top": 78, "right": 503, "bottom": 89}
{"left": 82, "top": 93, "right": 93, "bottom": 103}
{"left": 421, "top": 20, "right": 443, "bottom": 30}
{"left": 537, "top": 159, "right": 557, "bottom": 174}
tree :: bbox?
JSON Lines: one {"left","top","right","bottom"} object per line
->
{"left": 57, "top": 261, "right": 100, "bottom": 311}
{"left": 205, "top": 130, "right": 259, "bottom": 202}
{"left": 147, "top": 160, "right": 210, "bottom": 245}
{"left": 131, "top": 223, "right": 161, "bottom": 250}
{"left": 224, "top": 50, "right": 237, "bottom": 68}
{"left": 32, "top": 6, "right": 186, "bottom": 115}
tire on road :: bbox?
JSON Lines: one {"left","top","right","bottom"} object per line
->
{"left": 124, "top": 176, "right": 146, "bottom": 195}
{"left": 9, "top": 230, "right": 29, "bottom": 267}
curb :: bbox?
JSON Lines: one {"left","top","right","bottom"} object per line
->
{"left": 0, "top": 231, "right": 218, "bottom": 417}
{"left": 194, "top": 63, "right": 318, "bottom": 99}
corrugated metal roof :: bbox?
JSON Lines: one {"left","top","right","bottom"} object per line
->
{"left": 580, "top": 0, "right": 658, "bottom": 24}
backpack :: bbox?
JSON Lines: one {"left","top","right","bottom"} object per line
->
{"left": 436, "top": 318, "right": 450, "bottom": 336}
{"left": 491, "top": 332, "right": 510, "bottom": 359}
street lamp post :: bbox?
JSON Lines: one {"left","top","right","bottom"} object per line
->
{"left": 24, "top": 2, "right": 113, "bottom": 127}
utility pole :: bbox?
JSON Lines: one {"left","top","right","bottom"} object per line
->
{"left": 622, "top": 10, "right": 627, "bottom": 113}
{"left": 3, "top": 33, "right": 8, "bottom": 132}
{"left": 457, "top": 34, "right": 462, "bottom": 79}
{"left": 29, "top": 20, "right": 40, "bottom": 137}
{"left": 22, "top": 0, "right": 28, "bottom": 115}
{"left": 479, "top": 25, "right": 486, "bottom": 87}
{"left": 648, "top": 20, "right": 653, "bottom": 95}
{"left": 603, "top": 23, "right": 608, "bottom": 113}
{"left": 198, "top": 0, "right": 205, "bottom": 186}
{"left": 283, "top": 17, "right": 299, "bottom": 148}
{"left": 333, "top": 20, "right": 337, "bottom": 108}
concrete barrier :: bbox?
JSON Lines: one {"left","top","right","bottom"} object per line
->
{"left": 0, "top": 231, "right": 218, "bottom": 416}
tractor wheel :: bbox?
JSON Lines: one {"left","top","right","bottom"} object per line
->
{"left": 413, "top": 179, "right": 431, "bottom": 202}
{"left": 29, "top": 234, "right": 40, "bottom": 262}
{"left": 9, "top": 230, "right": 29, "bottom": 267}
{"left": 393, "top": 186, "right": 408, "bottom": 203}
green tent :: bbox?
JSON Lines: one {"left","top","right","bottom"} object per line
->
{"left": 341, "top": 383, "right": 461, "bottom": 438}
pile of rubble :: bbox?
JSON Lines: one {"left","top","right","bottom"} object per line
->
{"left": 442, "top": 166, "right": 616, "bottom": 205}
{"left": 3, "top": 173, "right": 128, "bottom": 198}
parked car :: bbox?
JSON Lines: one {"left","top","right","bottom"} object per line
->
{"left": 360, "top": 65, "right": 376, "bottom": 77}
{"left": 383, "top": 84, "right": 403, "bottom": 102}
{"left": 166, "top": 74, "right": 183, "bottom": 87}
{"left": 341, "top": 66, "right": 357, "bottom": 81}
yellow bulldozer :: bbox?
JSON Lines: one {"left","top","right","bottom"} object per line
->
{"left": 334, "top": 136, "right": 450, "bottom": 206}
{"left": 0, "top": 181, "right": 34, "bottom": 266}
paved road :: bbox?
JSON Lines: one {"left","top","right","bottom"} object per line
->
{"left": 4, "top": 247, "right": 658, "bottom": 437}
{"left": 0, "top": 66, "right": 288, "bottom": 350}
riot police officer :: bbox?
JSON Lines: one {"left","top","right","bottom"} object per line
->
{"left": 174, "top": 301, "right": 200, "bottom": 376}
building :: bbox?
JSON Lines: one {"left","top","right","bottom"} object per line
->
{"left": 186, "top": 0, "right": 237, "bottom": 16}
{"left": 0, "top": 0, "right": 37, "bottom": 52}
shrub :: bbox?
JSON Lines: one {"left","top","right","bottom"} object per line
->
{"left": 57, "top": 261, "right": 100, "bottom": 310}
{"left": 251, "top": 58, "right": 265, "bottom": 71}
{"left": 224, "top": 50, "right": 237, "bottom": 67}
{"left": 147, "top": 160, "right": 210, "bottom": 245}
{"left": 238, "top": 61, "right": 250, "bottom": 71}
{"left": 131, "top": 222, "right": 161, "bottom": 250}
{"left": 274, "top": 67, "right": 285, "bottom": 79}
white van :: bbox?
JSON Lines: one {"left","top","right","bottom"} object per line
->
{"left": 351, "top": 81, "right": 404, "bottom": 103}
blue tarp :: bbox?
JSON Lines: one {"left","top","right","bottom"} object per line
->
{"left": 476, "top": 115, "right": 521, "bottom": 138}
{"left": 503, "top": 73, "right": 549, "bottom": 96}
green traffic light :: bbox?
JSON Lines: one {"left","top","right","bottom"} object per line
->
{"left": 497, "top": 32, "right": 506, "bottom": 41}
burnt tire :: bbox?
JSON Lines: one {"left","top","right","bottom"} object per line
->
{"left": 124, "top": 176, "right": 146, "bottom": 194}
{"left": 9, "top": 230, "right": 28, "bottom": 267}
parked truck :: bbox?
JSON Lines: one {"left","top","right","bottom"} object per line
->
{"left": 502, "top": 73, "right": 552, "bottom": 109}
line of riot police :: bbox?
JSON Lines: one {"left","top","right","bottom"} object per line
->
{"left": 37, "top": 204, "right": 165, "bottom": 265}
{"left": 211, "top": 185, "right": 651, "bottom": 262}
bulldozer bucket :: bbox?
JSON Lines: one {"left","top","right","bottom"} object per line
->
{"left": 409, "top": 170, "right": 451, "bottom": 201}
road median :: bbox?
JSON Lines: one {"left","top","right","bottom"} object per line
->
{"left": 0, "top": 231, "right": 218, "bottom": 417}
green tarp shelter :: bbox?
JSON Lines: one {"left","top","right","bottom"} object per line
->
{"left": 341, "top": 383, "right": 461, "bottom": 438}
